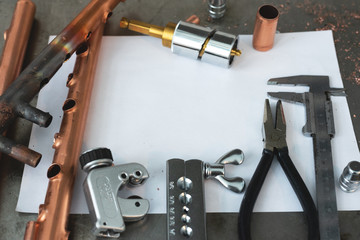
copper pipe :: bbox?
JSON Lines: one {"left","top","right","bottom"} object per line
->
{"left": 0, "top": 0, "right": 122, "bottom": 167}
{"left": 0, "top": 0, "right": 35, "bottom": 94}
{"left": 24, "top": 21, "right": 105, "bottom": 240}
{"left": 252, "top": 5, "right": 279, "bottom": 51}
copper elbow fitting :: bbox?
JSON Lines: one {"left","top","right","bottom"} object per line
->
{"left": 252, "top": 5, "right": 279, "bottom": 51}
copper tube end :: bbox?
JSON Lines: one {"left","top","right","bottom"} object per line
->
{"left": 10, "top": 144, "right": 42, "bottom": 167}
{"left": 0, "top": 134, "right": 41, "bottom": 167}
{"left": 252, "top": 5, "right": 279, "bottom": 51}
{"left": 18, "top": 0, "right": 36, "bottom": 8}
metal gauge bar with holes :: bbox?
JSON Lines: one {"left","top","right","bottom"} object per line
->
{"left": 166, "top": 150, "right": 245, "bottom": 240}
{"left": 167, "top": 159, "right": 206, "bottom": 240}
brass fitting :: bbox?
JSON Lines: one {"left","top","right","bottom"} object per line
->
{"left": 120, "top": 18, "right": 176, "bottom": 48}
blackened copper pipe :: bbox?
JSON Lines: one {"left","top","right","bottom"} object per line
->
{"left": 24, "top": 21, "right": 105, "bottom": 240}
{"left": 0, "top": 0, "right": 35, "bottom": 94}
{"left": 0, "top": 0, "right": 122, "bottom": 167}
{"left": 252, "top": 5, "right": 279, "bottom": 51}
{"left": 0, "top": 0, "right": 37, "bottom": 164}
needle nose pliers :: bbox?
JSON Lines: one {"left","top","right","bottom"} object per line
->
{"left": 238, "top": 99, "right": 319, "bottom": 240}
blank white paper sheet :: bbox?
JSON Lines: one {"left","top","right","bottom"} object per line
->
{"left": 17, "top": 30, "right": 360, "bottom": 214}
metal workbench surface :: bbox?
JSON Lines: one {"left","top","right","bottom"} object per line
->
{"left": 0, "top": 0, "right": 359, "bottom": 239}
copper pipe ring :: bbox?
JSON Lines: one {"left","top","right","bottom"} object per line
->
{"left": 252, "top": 5, "right": 279, "bottom": 51}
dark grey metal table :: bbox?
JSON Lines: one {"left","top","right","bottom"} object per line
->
{"left": 0, "top": 0, "right": 359, "bottom": 239}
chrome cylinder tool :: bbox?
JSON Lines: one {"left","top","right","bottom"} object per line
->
{"left": 268, "top": 75, "right": 346, "bottom": 240}
{"left": 208, "top": 0, "right": 226, "bottom": 19}
{"left": 167, "top": 149, "right": 245, "bottom": 240}
{"left": 339, "top": 161, "right": 360, "bottom": 192}
{"left": 120, "top": 18, "right": 241, "bottom": 68}
{"left": 80, "top": 148, "right": 150, "bottom": 238}
{"left": 172, "top": 22, "right": 239, "bottom": 67}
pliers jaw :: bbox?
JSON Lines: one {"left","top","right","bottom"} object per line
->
{"left": 262, "top": 99, "right": 287, "bottom": 151}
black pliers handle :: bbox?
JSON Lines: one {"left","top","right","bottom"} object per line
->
{"left": 238, "top": 100, "right": 319, "bottom": 240}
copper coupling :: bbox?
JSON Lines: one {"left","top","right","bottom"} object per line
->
{"left": 252, "top": 5, "right": 279, "bottom": 51}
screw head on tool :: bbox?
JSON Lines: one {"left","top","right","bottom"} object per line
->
{"left": 180, "top": 225, "right": 193, "bottom": 237}
{"left": 177, "top": 176, "right": 193, "bottom": 191}
{"left": 181, "top": 214, "right": 191, "bottom": 224}
{"left": 179, "top": 192, "right": 192, "bottom": 205}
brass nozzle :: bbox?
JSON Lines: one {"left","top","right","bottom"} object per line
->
{"left": 231, "top": 49, "right": 241, "bottom": 56}
{"left": 120, "top": 17, "right": 176, "bottom": 48}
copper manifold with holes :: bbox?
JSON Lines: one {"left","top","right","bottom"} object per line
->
{"left": 24, "top": 21, "right": 105, "bottom": 240}
{"left": 0, "top": 0, "right": 122, "bottom": 167}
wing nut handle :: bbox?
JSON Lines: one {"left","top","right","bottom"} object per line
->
{"left": 204, "top": 149, "right": 246, "bottom": 193}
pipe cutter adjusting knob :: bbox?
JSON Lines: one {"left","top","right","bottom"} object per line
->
{"left": 80, "top": 147, "right": 113, "bottom": 172}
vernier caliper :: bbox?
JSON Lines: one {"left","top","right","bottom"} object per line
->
{"left": 268, "top": 75, "right": 346, "bottom": 240}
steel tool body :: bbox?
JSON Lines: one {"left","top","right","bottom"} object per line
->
{"left": 238, "top": 100, "right": 319, "bottom": 240}
{"left": 168, "top": 159, "right": 206, "bottom": 240}
{"left": 80, "top": 148, "right": 150, "bottom": 238}
{"left": 208, "top": 0, "right": 227, "bottom": 19}
{"left": 268, "top": 75, "right": 346, "bottom": 240}
{"left": 167, "top": 149, "right": 245, "bottom": 240}
{"left": 0, "top": 0, "right": 123, "bottom": 167}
